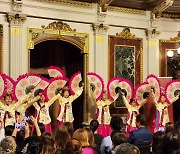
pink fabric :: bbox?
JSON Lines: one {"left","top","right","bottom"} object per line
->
{"left": 82, "top": 147, "right": 97, "bottom": 154}
{"left": 126, "top": 125, "right": 137, "bottom": 137}
{"left": 45, "top": 123, "right": 52, "bottom": 133}
{"left": 56, "top": 121, "right": 64, "bottom": 128}
{"left": 97, "top": 124, "right": 111, "bottom": 137}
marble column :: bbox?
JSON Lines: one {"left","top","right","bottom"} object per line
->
{"left": 92, "top": 23, "right": 109, "bottom": 79}
{"left": 7, "top": 13, "right": 26, "bottom": 79}
{"left": 145, "top": 29, "right": 161, "bottom": 76}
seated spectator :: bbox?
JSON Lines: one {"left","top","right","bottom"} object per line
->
{"left": 165, "top": 122, "right": 174, "bottom": 134}
{"left": 174, "top": 120, "right": 180, "bottom": 135}
{"left": 41, "top": 132, "right": 56, "bottom": 154}
{"left": 152, "top": 131, "right": 164, "bottom": 154}
{"left": 129, "top": 114, "right": 153, "bottom": 146}
{"left": 90, "top": 120, "right": 103, "bottom": 154}
{"left": 5, "top": 125, "right": 14, "bottom": 136}
{"left": 84, "top": 127, "right": 96, "bottom": 148}
{"left": 112, "top": 132, "right": 128, "bottom": 149}
{"left": 115, "top": 143, "right": 140, "bottom": 154}
{"left": 55, "top": 125, "right": 69, "bottom": 150}
{"left": 63, "top": 122, "right": 74, "bottom": 138}
{"left": 162, "top": 132, "right": 180, "bottom": 154}
{"left": 73, "top": 128, "right": 97, "bottom": 154}
{"left": 65, "top": 138, "right": 82, "bottom": 154}
{"left": 100, "top": 116, "right": 123, "bottom": 154}
{"left": 0, "top": 136, "right": 17, "bottom": 154}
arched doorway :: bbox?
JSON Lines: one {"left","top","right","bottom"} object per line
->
{"left": 30, "top": 40, "right": 84, "bottom": 130}
{"left": 27, "top": 21, "right": 89, "bottom": 130}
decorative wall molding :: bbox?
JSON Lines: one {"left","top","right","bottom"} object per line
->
{"left": 31, "top": 0, "right": 92, "bottom": 8}
{"left": 12, "top": 0, "right": 23, "bottom": 12}
{"left": 152, "top": 0, "right": 174, "bottom": 19}
{"left": 145, "top": 29, "right": 161, "bottom": 38}
{"left": 116, "top": 27, "right": 137, "bottom": 39}
{"left": 41, "top": 21, "right": 76, "bottom": 32}
{"left": 7, "top": 13, "right": 27, "bottom": 25}
{"left": 170, "top": 32, "right": 180, "bottom": 41}
{"left": 92, "top": 23, "right": 109, "bottom": 34}
{"left": 108, "top": 6, "right": 145, "bottom": 15}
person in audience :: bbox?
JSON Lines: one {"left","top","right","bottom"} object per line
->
{"left": 90, "top": 120, "right": 103, "bottom": 154}
{"left": 100, "top": 116, "right": 123, "bottom": 154}
{"left": 65, "top": 138, "right": 82, "bottom": 154}
{"left": 33, "top": 90, "right": 61, "bottom": 132}
{"left": 25, "top": 136, "right": 42, "bottom": 154}
{"left": 115, "top": 143, "right": 140, "bottom": 154}
{"left": 4, "top": 125, "right": 14, "bottom": 136}
{"left": 165, "top": 122, "right": 174, "bottom": 133}
{"left": 57, "top": 85, "right": 84, "bottom": 127}
{"left": 162, "top": 132, "right": 180, "bottom": 154}
{"left": 73, "top": 128, "right": 97, "bottom": 154}
{"left": 0, "top": 136, "right": 17, "bottom": 154}
{"left": 55, "top": 125, "right": 69, "bottom": 150}
{"left": 31, "top": 116, "right": 44, "bottom": 136}
{"left": 84, "top": 127, "right": 96, "bottom": 149}
{"left": 174, "top": 120, "right": 180, "bottom": 135}
{"left": 152, "top": 131, "right": 165, "bottom": 154}
{"left": 63, "top": 122, "right": 74, "bottom": 138}
{"left": 41, "top": 132, "right": 56, "bottom": 154}
{"left": 112, "top": 132, "right": 128, "bottom": 150}
{"left": 129, "top": 114, "right": 153, "bottom": 146}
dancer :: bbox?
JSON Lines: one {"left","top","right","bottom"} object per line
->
{"left": 56, "top": 84, "right": 84, "bottom": 127}
{"left": 33, "top": 90, "right": 60, "bottom": 132}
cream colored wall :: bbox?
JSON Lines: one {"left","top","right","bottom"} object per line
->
{"left": 0, "top": 0, "right": 180, "bottom": 121}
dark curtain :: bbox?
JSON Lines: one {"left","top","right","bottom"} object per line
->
{"left": 30, "top": 40, "right": 84, "bottom": 130}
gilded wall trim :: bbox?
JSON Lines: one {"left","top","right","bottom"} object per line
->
{"left": 32, "top": 0, "right": 92, "bottom": 8}
{"left": 108, "top": 6, "right": 145, "bottom": 15}
{"left": 0, "top": 24, "right": 3, "bottom": 71}
{"left": 162, "top": 13, "right": 180, "bottom": 19}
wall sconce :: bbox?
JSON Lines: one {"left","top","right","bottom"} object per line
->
{"left": 167, "top": 48, "right": 180, "bottom": 79}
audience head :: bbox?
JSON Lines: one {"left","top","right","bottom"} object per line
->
{"left": 162, "top": 132, "right": 180, "bottom": 154}
{"left": 63, "top": 122, "right": 74, "bottom": 138}
{"left": 136, "top": 114, "right": 146, "bottom": 128}
{"left": 112, "top": 132, "right": 129, "bottom": 149}
{"left": 152, "top": 131, "right": 165, "bottom": 154}
{"left": 83, "top": 127, "right": 95, "bottom": 148}
{"left": 174, "top": 120, "right": 180, "bottom": 135}
{"left": 65, "top": 139, "right": 82, "bottom": 154}
{"left": 55, "top": 125, "right": 69, "bottom": 150}
{"left": 110, "top": 116, "right": 123, "bottom": 131}
{"left": 165, "top": 122, "right": 174, "bottom": 133}
{"left": 73, "top": 128, "right": 89, "bottom": 147}
{"left": 0, "top": 136, "right": 16, "bottom": 154}
{"left": 90, "top": 120, "right": 99, "bottom": 133}
{"left": 41, "top": 132, "right": 56, "bottom": 154}
{"left": 115, "top": 143, "right": 140, "bottom": 154}
{"left": 5, "top": 125, "right": 14, "bottom": 136}
{"left": 26, "top": 136, "right": 42, "bottom": 154}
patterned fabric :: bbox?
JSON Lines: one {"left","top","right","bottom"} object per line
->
{"left": 33, "top": 94, "right": 60, "bottom": 125}
{"left": 57, "top": 88, "right": 83, "bottom": 123}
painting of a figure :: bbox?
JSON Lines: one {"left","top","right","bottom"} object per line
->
{"left": 114, "top": 45, "right": 135, "bottom": 108}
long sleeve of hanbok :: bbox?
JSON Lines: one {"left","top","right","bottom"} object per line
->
{"left": 46, "top": 94, "right": 61, "bottom": 107}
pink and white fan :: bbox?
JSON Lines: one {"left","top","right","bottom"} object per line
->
{"left": 46, "top": 77, "right": 68, "bottom": 100}
{"left": 133, "top": 82, "right": 151, "bottom": 106}
{"left": 47, "top": 66, "right": 65, "bottom": 78}
{"left": 118, "top": 78, "right": 133, "bottom": 103}
{"left": 68, "top": 72, "right": 82, "bottom": 95}
{"left": 14, "top": 74, "right": 41, "bottom": 101}
{"left": 33, "top": 77, "right": 49, "bottom": 96}
{"left": 0, "top": 73, "right": 6, "bottom": 99}
{"left": 2, "top": 74, "right": 15, "bottom": 95}
{"left": 165, "top": 79, "right": 180, "bottom": 104}
{"left": 146, "top": 74, "right": 161, "bottom": 102}
{"left": 107, "top": 78, "right": 120, "bottom": 101}
{"left": 87, "top": 72, "right": 104, "bottom": 101}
